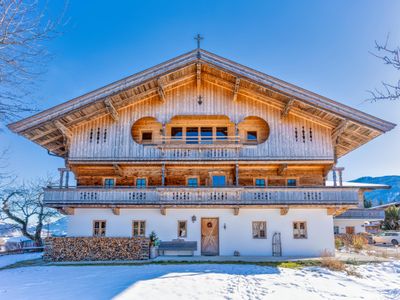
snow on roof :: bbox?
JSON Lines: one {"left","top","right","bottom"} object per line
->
{"left": 325, "top": 181, "right": 390, "bottom": 189}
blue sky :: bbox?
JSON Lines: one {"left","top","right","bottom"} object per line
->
{"left": 2, "top": 0, "right": 400, "bottom": 182}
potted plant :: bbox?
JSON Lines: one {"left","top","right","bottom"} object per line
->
{"left": 149, "top": 231, "right": 160, "bottom": 259}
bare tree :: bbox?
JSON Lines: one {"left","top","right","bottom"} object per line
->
{"left": 0, "top": 178, "right": 59, "bottom": 245}
{"left": 369, "top": 35, "right": 400, "bottom": 101}
{"left": 0, "top": 0, "right": 66, "bottom": 127}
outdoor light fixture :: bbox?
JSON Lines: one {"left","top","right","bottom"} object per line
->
{"left": 223, "top": 223, "right": 227, "bottom": 230}
{"left": 191, "top": 215, "right": 197, "bottom": 223}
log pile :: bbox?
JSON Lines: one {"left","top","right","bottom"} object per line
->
{"left": 44, "top": 237, "right": 150, "bottom": 261}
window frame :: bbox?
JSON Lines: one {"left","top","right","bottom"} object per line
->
{"left": 135, "top": 177, "right": 147, "bottom": 188}
{"left": 246, "top": 130, "right": 258, "bottom": 143}
{"left": 103, "top": 178, "right": 116, "bottom": 188}
{"left": 252, "top": 221, "right": 267, "bottom": 239}
{"left": 254, "top": 178, "right": 267, "bottom": 187}
{"left": 286, "top": 178, "right": 298, "bottom": 187}
{"left": 171, "top": 127, "right": 183, "bottom": 141}
{"left": 177, "top": 220, "right": 187, "bottom": 238}
{"left": 141, "top": 130, "right": 153, "bottom": 143}
{"left": 186, "top": 176, "right": 199, "bottom": 187}
{"left": 132, "top": 220, "right": 146, "bottom": 237}
{"left": 93, "top": 220, "right": 106, "bottom": 237}
{"left": 293, "top": 221, "right": 307, "bottom": 239}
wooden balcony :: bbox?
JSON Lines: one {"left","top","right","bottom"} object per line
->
{"left": 335, "top": 208, "right": 385, "bottom": 220}
{"left": 43, "top": 186, "right": 360, "bottom": 207}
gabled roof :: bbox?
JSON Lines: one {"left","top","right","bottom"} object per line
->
{"left": 7, "top": 49, "right": 396, "bottom": 157}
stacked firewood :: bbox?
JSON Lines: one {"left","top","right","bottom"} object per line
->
{"left": 44, "top": 237, "right": 150, "bottom": 261}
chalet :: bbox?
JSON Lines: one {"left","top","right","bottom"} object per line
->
{"left": 8, "top": 48, "right": 396, "bottom": 258}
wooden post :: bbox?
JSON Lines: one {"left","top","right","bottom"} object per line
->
{"left": 161, "top": 163, "right": 165, "bottom": 186}
{"left": 235, "top": 163, "right": 239, "bottom": 187}
{"left": 65, "top": 170, "right": 70, "bottom": 188}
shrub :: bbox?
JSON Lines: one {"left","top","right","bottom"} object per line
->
{"left": 320, "top": 250, "right": 346, "bottom": 272}
{"left": 335, "top": 237, "right": 344, "bottom": 249}
{"left": 352, "top": 235, "right": 368, "bottom": 252}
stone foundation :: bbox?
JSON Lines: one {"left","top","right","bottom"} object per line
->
{"left": 44, "top": 237, "right": 150, "bottom": 261}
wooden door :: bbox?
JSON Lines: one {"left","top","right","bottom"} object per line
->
{"left": 345, "top": 226, "right": 355, "bottom": 234}
{"left": 201, "top": 218, "right": 219, "bottom": 255}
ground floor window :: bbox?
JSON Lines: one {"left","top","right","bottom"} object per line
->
{"left": 133, "top": 220, "right": 146, "bottom": 236}
{"left": 252, "top": 221, "right": 267, "bottom": 239}
{"left": 178, "top": 221, "right": 187, "bottom": 238}
{"left": 334, "top": 226, "right": 339, "bottom": 234}
{"left": 293, "top": 221, "right": 307, "bottom": 239}
{"left": 93, "top": 220, "right": 106, "bottom": 237}
{"left": 187, "top": 177, "right": 199, "bottom": 187}
{"left": 345, "top": 226, "right": 355, "bottom": 234}
{"left": 255, "top": 178, "right": 266, "bottom": 187}
{"left": 136, "top": 178, "right": 147, "bottom": 188}
{"left": 104, "top": 178, "right": 115, "bottom": 188}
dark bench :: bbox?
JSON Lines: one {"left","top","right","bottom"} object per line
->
{"left": 158, "top": 239, "right": 197, "bottom": 256}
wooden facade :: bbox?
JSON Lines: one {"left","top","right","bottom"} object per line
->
{"left": 7, "top": 49, "right": 396, "bottom": 212}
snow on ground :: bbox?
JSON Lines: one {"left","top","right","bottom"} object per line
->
{"left": 0, "top": 261, "right": 399, "bottom": 300}
{"left": 0, "top": 252, "right": 42, "bottom": 268}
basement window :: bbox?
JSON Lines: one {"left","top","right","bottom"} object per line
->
{"left": 133, "top": 220, "right": 146, "bottom": 237}
{"left": 93, "top": 220, "right": 106, "bottom": 237}
{"left": 178, "top": 221, "right": 187, "bottom": 238}
{"left": 252, "top": 221, "right": 267, "bottom": 239}
{"left": 293, "top": 222, "right": 307, "bottom": 239}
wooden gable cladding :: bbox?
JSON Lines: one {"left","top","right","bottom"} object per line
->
{"left": 68, "top": 80, "right": 336, "bottom": 161}
{"left": 8, "top": 49, "right": 394, "bottom": 158}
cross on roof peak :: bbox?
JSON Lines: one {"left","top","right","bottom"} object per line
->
{"left": 194, "top": 34, "right": 204, "bottom": 49}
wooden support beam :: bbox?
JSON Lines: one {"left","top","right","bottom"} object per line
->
{"left": 327, "top": 207, "right": 347, "bottom": 216}
{"left": 54, "top": 120, "right": 72, "bottom": 140}
{"left": 196, "top": 63, "right": 201, "bottom": 95}
{"left": 332, "top": 119, "right": 349, "bottom": 144}
{"left": 58, "top": 207, "right": 74, "bottom": 215}
{"left": 233, "top": 207, "right": 240, "bottom": 215}
{"left": 280, "top": 207, "right": 289, "bottom": 215}
{"left": 277, "top": 163, "right": 288, "bottom": 176}
{"left": 111, "top": 207, "right": 120, "bottom": 215}
{"left": 113, "top": 164, "right": 123, "bottom": 176}
{"left": 232, "top": 77, "right": 241, "bottom": 102}
{"left": 160, "top": 207, "right": 166, "bottom": 216}
{"left": 157, "top": 78, "right": 166, "bottom": 102}
{"left": 104, "top": 97, "right": 119, "bottom": 122}
{"left": 281, "top": 99, "right": 295, "bottom": 118}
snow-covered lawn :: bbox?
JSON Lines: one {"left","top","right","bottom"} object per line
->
{"left": 0, "top": 261, "right": 399, "bottom": 300}
{"left": 0, "top": 252, "right": 42, "bottom": 268}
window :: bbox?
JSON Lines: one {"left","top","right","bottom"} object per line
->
{"left": 252, "top": 221, "right": 267, "bottom": 239}
{"left": 136, "top": 178, "right": 147, "bottom": 188}
{"left": 93, "top": 220, "right": 106, "bottom": 237}
{"left": 171, "top": 127, "right": 183, "bottom": 140}
{"left": 141, "top": 131, "right": 153, "bottom": 143}
{"left": 187, "top": 177, "right": 199, "bottom": 187}
{"left": 334, "top": 226, "right": 339, "bottom": 234}
{"left": 212, "top": 175, "right": 226, "bottom": 187}
{"left": 293, "top": 222, "right": 307, "bottom": 239}
{"left": 287, "top": 179, "right": 297, "bottom": 187}
{"left": 178, "top": 221, "right": 187, "bottom": 238}
{"left": 186, "top": 127, "right": 199, "bottom": 144}
{"left": 201, "top": 127, "right": 213, "bottom": 144}
{"left": 133, "top": 220, "right": 146, "bottom": 237}
{"left": 104, "top": 178, "right": 115, "bottom": 188}
{"left": 247, "top": 131, "right": 257, "bottom": 142}
{"left": 255, "top": 178, "right": 266, "bottom": 187}
{"left": 216, "top": 127, "right": 228, "bottom": 141}
{"left": 345, "top": 226, "right": 355, "bottom": 234}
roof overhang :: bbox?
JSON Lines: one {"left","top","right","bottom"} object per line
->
{"left": 8, "top": 49, "right": 396, "bottom": 157}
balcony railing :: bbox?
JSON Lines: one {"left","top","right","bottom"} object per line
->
{"left": 44, "top": 186, "right": 360, "bottom": 207}
{"left": 335, "top": 208, "right": 385, "bottom": 220}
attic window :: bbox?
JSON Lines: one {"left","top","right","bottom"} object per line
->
{"left": 141, "top": 132, "right": 153, "bottom": 143}
{"left": 247, "top": 131, "right": 257, "bottom": 142}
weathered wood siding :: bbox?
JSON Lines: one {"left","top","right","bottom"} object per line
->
{"left": 69, "top": 81, "right": 334, "bottom": 161}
